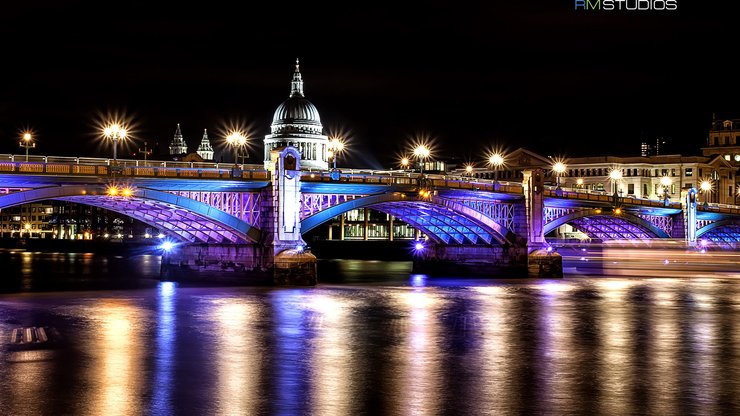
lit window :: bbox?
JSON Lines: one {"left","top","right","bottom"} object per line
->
{"left": 725, "top": 154, "right": 731, "bottom": 161}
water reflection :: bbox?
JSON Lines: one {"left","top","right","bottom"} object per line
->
{"left": 1, "top": 266, "right": 739, "bottom": 415}
{"left": 88, "top": 300, "right": 146, "bottom": 416}
{"left": 273, "top": 290, "right": 311, "bottom": 415}
{"left": 152, "top": 282, "right": 176, "bottom": 415}
{"left": 306, "top": 293, "right": 356, "bottom": 416}
{"left": 211, "top": 297, "right": 262, "bottom": 415}
{"left": 387, "top": 288, "right": 444, "bottom": 415}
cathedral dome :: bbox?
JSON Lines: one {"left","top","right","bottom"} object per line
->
{"left": 270, "top": 60, "right": 324, "bottom": 135}
{"left": 264, "top": 59, "right": 329, "bottom": 171}
{"left": 271, "top": 98, "right": 322, "bottom": 131}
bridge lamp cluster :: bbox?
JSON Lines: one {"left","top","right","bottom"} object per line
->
{"left": 552, "top": 160, "right": 567, "bottom": 192}
{"left": 225, "top": 131, "right": 248, "bottom": 164}
{"left": 413, "top": 144, "right": 431, "bottom": 175}
{"left": 106, "top": 186, "right": 134, "bottom": 197}
{"left": 488, "top": 153, "right": 504, "bottom": 168}
{"left": 102, "top": 123, "right": 128, "bottom": 162}
{"left": 488, "top": 153, "right": 505, "bottom": 185}
{"left": 19, "top": 132, "right": 36, "bottom": 162}
{"left": 328, "top": 137, "right": 345, "bottom": 169}
{"left": 418, "top": 189, "right": 432, "bottom": 198}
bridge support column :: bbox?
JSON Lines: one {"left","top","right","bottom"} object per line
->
{"left": 262, "top": 146, "right": 317, "bottom": 285}
{"left": 523, "top": 168, "right": 562, "bottom": 278}
{"left": 685, "top": 188, "right": 697, "bottom": 245}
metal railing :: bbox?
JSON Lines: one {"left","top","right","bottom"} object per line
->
{"left": 1, "top": 153, "right": 739, "bottom": 211}
{"left": 0, "top": 154, "right": 270, "bottom": 181}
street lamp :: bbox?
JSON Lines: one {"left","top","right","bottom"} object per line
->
{"left": 576, "top": 178, "right": 584, "bottom": 191}
{"left": 226, "top": 131, "right": 247, "bottom": 166}
{"left": 700, "top": 180, "right": 712, "bottom": 209}
{"left": 553, "top": 161, "right": 566, "bottom": 194}
{"left": 19, "top": 132, "right": 36, "bottom": 162}
{"left": 609, "top": 169, "right": 623, "bottom": 207}
{"left": 608, "top": 168, "right": 622, "bottom": 194}
{"left": 465, "top": 164, "right": 473, "bottom": 177}
{"left": 328, "top": 137, "right": 345, "bottom": 170}
{"left": 400, "top": 157, "right": 410, "bottom": 171}
{"left": 413, "top": 145, "right": 430, "bottom": 176}
{"left": 660, "top": 175, "right": 672, "bottom": 206}
{"left": 488, "top": 153, "right": 504, "bottom": 187}
{"left": 103, "top": 123, "right": 127, "bottom": 163}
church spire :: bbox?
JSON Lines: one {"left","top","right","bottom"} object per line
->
{"left": 169, "top": 123, "right": 188, "bottom": 155}
{"left": 196, "top": 128, "right": 214, "bottom": 160}
{"left": 290, "top": 58, "right": 304, "bottom": 98}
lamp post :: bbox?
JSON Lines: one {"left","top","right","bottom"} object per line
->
{"left": 609, "top": 168, "right": 622, "bottom": 205}
{"left": 465, "top": 164, "right": 473, "bottom": 177}
{"left": 553, "top": 161, "right": 566, "bottom": 196}
{"left": 226, "top": 131, "right": 247, "bottom": 167}
{"left": 138, "top": 141, "right": 152, "bottom": 162}
{"left": 414, "top": 145, "right": 430, "bottom": 176}
{"left": 328, "top": 137, "right": 345, "bottom": 170}
{"left": 103, "top": 123, "right": 127, "bottom": 164}
{"left": 700, "top": 180, "right": 712, "bottom": 209}
{"left": 401, "top": 157, "right": 410, "bottom": 171}
{"left": 19, "top": 132, "right": 35, "bottom": 162}
{"left": 488, "top": 153, "right": 504, "bottom": 188}
{"left": 660, "top": 176, "right": 672, "bottom": 206}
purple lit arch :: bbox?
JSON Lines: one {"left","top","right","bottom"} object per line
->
{"left": 543, "top": 209, "right": 669, "bottom": 240}
{"left": 0, "top": 186, "right": 261, "bottom": 243}
{"left": 300, "top": 192, "right": 516, "bottom": 245}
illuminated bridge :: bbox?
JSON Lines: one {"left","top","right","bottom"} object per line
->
{"left": 1, "top": 149, "right": 739, "bottom": 283}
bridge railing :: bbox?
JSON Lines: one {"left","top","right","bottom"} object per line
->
{"left": 544, "top": 187, "right": 684, "bottom": 209}
{"left": 300, "top": 169, "right": 524, "bottom": 193}
{"left": 698, "top": 203, "right": 740, "bottom": 215}
{"left": 0, "top": 154, "right": 270, "bottom": 181}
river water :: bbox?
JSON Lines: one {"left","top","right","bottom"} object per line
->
{"left": 1, "top": 251, "right": 739, "bottom": 415}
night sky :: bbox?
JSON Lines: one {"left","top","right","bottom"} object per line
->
{"left": 1, "top": 1, "right": 737, "bottom": 169}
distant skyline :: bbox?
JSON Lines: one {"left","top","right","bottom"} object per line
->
{"left": 1, "top": 1, "right": 738, "bottom": 169}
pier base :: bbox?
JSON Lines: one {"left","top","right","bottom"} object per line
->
{"left": 411, "top": 244, "right": 528, "bottom": 277}
{"left": 273, "top": 249, "right": 317, "bottom": 286}
{"left": 527, "top": 249, "right": 563, "bottom": 278}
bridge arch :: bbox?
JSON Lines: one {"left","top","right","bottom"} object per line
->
{"left": 544, "top": 209, "right": 670, "bottom": 239}
{"left": 301, "top": 192, "right": 516, "bottom": 245}
{"left": 696, "top": 219, "right": 740, "bottom": 244}
{"left": 0, "top": 185, "right": 261, "bottom": 243}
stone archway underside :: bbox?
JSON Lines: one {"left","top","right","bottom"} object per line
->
{"left": 370, "top": 201, "right": 497, "bottom": 245}
{"left": 61, "top": 195, "right": 250, "bottom": 244}
{"left": 566, "top": 215, "right": 660, "bottom": 240}
{"left": 699, "top": 224, "right": 740, "bottom": 248}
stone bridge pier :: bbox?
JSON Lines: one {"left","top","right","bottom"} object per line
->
{"left": 161, "top": 146, "right": 317, "bottom": 285}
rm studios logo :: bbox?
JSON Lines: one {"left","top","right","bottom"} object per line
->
{"left": 575, "top": 0, "right": 678, "bottom": 10}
